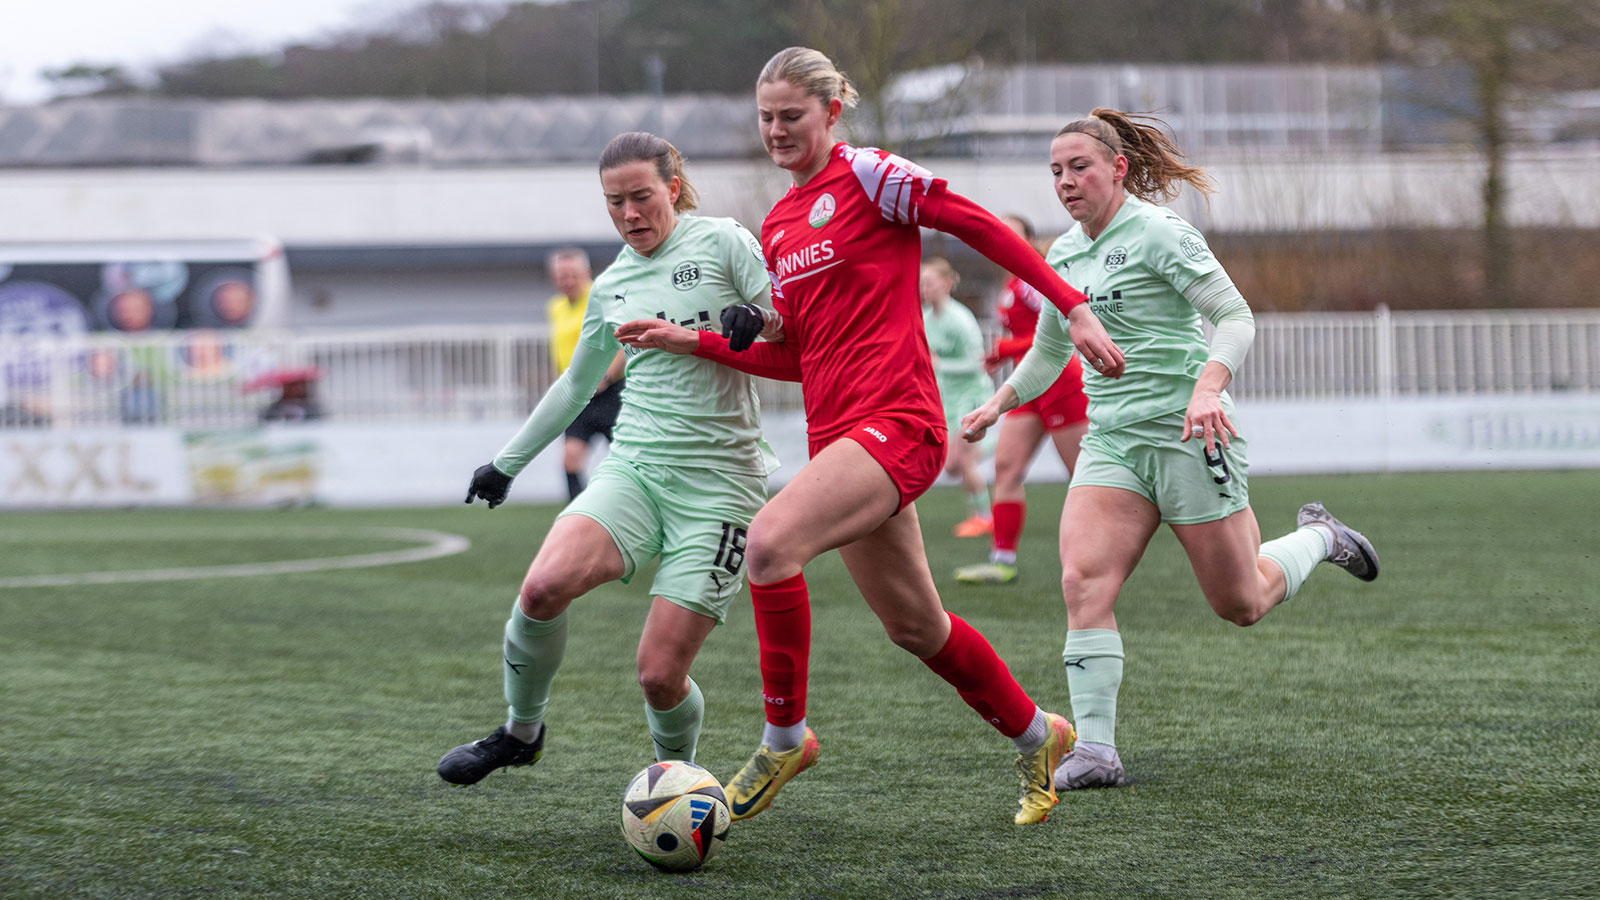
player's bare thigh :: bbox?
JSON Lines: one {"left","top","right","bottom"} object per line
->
{"left": 1168, "top": 506, "right": 1283, "bottom": 626}
{"left": 1049, "top": 421, "right": 1088, "bottom": 473}
{"left": 743, "top": 438, "right": 899, "bottom": 584}
{"left": 1059, "top": 485, "right": 1162, "bottom": 630}
{"left": 836, "top": 503, "right": 950, "bottom": 657}
{"left": 520, "top": 513, "right": 626, "bottom": 619}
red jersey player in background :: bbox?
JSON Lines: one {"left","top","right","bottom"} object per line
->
{"left": 617, "top": 46, "right": 1123, "bottom": 826}
{"left": 955, "top": 214, "right": 1090, "bottom": 585}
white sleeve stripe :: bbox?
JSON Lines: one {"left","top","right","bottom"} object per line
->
{"left": 846, "top": 146, "right": 934, "bottom": 225}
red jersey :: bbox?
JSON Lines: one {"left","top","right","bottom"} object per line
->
{"left": 991, "top": 275, "right": 1047, "bottom": 364}
{"left": 759, "top": 143, "right": 949, "bottom": 443}
{"left": 998, "top": 276, "right": 1043, "bottom": 340}
{"left": 692, "top": 144, "right": 1090, "bottom": 443}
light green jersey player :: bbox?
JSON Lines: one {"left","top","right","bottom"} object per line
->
{"left": 922, "top": 296, "right": 992, "bottom": 431}
{"left": 443, "top": 135, "right": 786, "bottom": 786}
{"left": 489, "top": 213, "right": 777, "bottom": 617}
{"left": 1005, "top": 195, "right": 1256, "bottom": 522}
{"left": 966, "top": 113, "right": 1380, "bottom": 796}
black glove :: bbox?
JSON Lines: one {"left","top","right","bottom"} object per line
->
{"left": 465, "top": 462, "right": 513, "bottom": 509}
{"left": 720, "top": 304, "right": 765, "bottom": 352}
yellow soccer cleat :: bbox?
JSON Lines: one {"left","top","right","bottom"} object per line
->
{"left": 722, "top": 728, "right": 820, "bottom": 821}
{"left": 954, "top": 561, "right": 1018, "bottom": 584}
{"left": 1013, "top": 713, "right": 1076, "bottom": 824}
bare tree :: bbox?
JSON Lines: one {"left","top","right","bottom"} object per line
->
{"left": 1375, "top": 0, "right": 1600, "bottom": 305}
{"left": 785, "top": 0, "right": 1003, "bottom": 149}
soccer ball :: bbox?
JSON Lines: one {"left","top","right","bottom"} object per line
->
{"left": 620, "top": 760, "right": 730, "bottom": 872}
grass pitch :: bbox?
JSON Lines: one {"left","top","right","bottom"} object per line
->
{"left": 2, "top": 471, "right": 1597, "bottom": 899}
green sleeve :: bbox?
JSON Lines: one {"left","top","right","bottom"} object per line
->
{"left": 1144, "top": 212, "right": 1224, "bottom": 294}
{"left": 492, "top": 298, "right": 617, "bottom": 477}
{"left": 728, "top": 221, "right": 774, "bottom": 306}
{"left": 1005, "top": 305, "right": 1074, "bottom": 404}
{"left": 1183, "top": 269, "right": 1255, "bottom": 376}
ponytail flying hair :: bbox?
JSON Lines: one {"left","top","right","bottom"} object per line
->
{"left": 1057, "top": 109, "right": 1216, "bottom": 203}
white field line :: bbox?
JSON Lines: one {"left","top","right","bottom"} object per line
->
{"left": 0, "top": 527, "right": 471, "bottom": 589}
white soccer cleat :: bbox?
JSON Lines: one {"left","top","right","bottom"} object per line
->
{"left": 1053, "top": 740, "right": 1127, "bottom": 790}
{"left": 1296, "top": 502, "right": 1379, "bottom": 582}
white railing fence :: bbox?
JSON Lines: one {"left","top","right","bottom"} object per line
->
{"left": 3, "top": 309, "right": 1597, "bottom": 431}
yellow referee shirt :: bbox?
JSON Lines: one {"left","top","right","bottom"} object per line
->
{"left": 546, "top": 284, "right": 591, "bottom": 374}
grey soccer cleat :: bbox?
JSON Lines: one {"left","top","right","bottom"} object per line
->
{"left": 1053, "top": 741, "right": 1127, "bottom": 790}
{"left": 1297, "top": 502, "right": 1379, "bottom": 582}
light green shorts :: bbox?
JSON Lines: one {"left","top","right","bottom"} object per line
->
{"left": 1070, "top": 410, "right": 1250, "bottom": 525}
{"left": 558, "top": 455, "right": 767, "bottom": 622}
{"left": 942, "top": 384, "right": 993, "bottom": 435}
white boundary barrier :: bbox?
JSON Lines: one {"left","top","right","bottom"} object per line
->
{"left": 3, "top": 309, "right": 1598, "bottom": 507}
{"left": 4, "top": 392, "right": 1599, "bottom": 510}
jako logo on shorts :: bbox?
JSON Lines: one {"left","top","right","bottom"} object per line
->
{"left": 863, "top": 427, "right": 888, "bottom": 442}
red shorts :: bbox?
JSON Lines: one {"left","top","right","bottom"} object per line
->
{"left": 810, "top": 413, "right": 946, "bottom": 513}
{"left": 1010, "top": 355, "right": 1088, "bottom": 431}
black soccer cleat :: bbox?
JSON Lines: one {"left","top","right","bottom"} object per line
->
{"left": 437, "top": 724, "right": 544, "bottom": 785}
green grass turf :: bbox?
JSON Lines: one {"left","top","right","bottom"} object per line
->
{"left": 2, "top": 471, "right": 1596, "bottom": 899}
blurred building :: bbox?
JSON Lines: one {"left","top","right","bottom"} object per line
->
{"left": 1, "top": 64, "right": 1596, "bottom": 328}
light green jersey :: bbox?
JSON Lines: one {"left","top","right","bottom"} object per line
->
{"left": 494, "top": 215, "right": 778, "bottom": 478}
{"left": 1035, "top": 195, "right": 1227, "bottom": 433}
{"left": 922, "top": 298, "right": 990, "bottom": 404}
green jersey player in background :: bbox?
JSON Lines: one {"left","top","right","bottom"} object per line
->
{"left": 438, "top": 132, "right": 782, "bottom": 784}
{"left": 961, "top": 109, "right": 1380, "bottom": 792}
{"left": 920, "top": 257, "right": 995, "bottom": 538}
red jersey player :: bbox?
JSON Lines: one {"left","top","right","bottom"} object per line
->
{"left": 616, "top": 46, "right": 1123, "bottom": 826}
{"left": 955, "top": 214, "right": 1090, "bottom": 585}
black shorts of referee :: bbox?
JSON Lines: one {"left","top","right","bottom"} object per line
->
{"left": 564, "top": 379, "right": 624, "bottom": 445}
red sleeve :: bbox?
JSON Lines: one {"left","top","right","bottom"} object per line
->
{"left": 693, "top": 330, "right": 804, "bottom": 383}
{"left": 925, "top": 191, "right": 1089, "bottom": 316}
{"left": 993, "top": 335, "right": 1034, "bottom": 362}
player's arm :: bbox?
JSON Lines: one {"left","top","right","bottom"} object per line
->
{"left": 613, "top": 319, "right": 803, "bottom": 381}
{"left": 1179, "top": 269, "right": 1255, "bottom": 449}
{"left": 989, "top": 334, "right": 1033, "bottom": 365}
{"left": 920, "top": 190, "right": 1123, "bottom": 378}
{"left": 694, "top": 330, "right": 803, "bottom": 381}
{"left": 467, "top": 305, "right": 616, "bottom": 507}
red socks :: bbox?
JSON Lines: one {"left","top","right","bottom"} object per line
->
{"left": 750, "top": 572, "right": 810, "bottom": 726}
{"left": 752, "top": 580, "right": 1034, "bottom": 738}
{"left": 992, "top": 501, "right": 1025, "bottom": 553}
{"left": 921, "top": 613, "right": 1037, "bottom": 738}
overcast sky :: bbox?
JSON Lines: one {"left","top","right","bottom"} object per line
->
{"left": 0, "top": 0, "right": 413, "bottom": 105}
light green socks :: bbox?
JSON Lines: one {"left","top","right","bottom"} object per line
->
{"left": 504, "top": 601, "right": 568, "bottom": 727}
{"left": 969, "top": 487, "right": 991, "bottom": 518}
{"left": 644, "top": 677, "right": 705, "bottom": 763}
{"left": 1063, "top": 629, "right": 1125, "bottom": 748}
{"left": 1258, "top": 527, "right": 1331, "bottom": 602}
